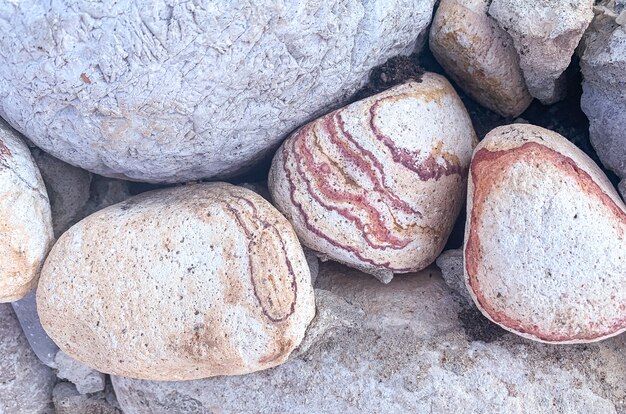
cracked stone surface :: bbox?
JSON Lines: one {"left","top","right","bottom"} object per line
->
{"left": 0, "top": 0, "right": 436, "bottom": 183}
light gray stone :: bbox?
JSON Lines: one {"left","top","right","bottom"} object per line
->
{"left": 0, "top": 303, "right": 55, "bottom": 413}
{"left": 55, "top": 351, "right": 106, "bottom": 394}
{"left": 112, "top": 263, "right": 626, "bottom": 413}
{"left": 0, "top": 0, "right": 436, "bottom": 183}
{"left": 435, "top": 248, "right": 472, "bottom": 305}
{"left": 53, "top": 382, "right": 122, "bottom": 414}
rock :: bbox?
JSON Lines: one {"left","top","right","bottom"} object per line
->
{"left": 303, "top": 247, "right": 320, "bottom": 286}
{"left": 435, "top": 248, "right": 472, "bottom": 305}
{"left": 579, "top": 1, "right": 626, "bottom": 180}
{"left": 269, "top": 73, "right": 477, "bottom": 283}
{"left": 0, "top": 303, "right": 55, "bottom": 413}
{"left": 53, "top": 382, "right": 121, "bottom": 414}
{"left": 429, "top": 0, "right": 532, "bottom": 117}
{"left": 489, "top": 0, "right": 594, "bottom": 104}
{"left": 32, "top": 149, "right": 92, "bottom": 237}
{"left": 11, "top": 289, "right": 59, "bottom": 368}
{"left": 37, "top": 183, "right": 315, "bottom": 380}
{"left": 80, "top": 175, "right": 132, "bottom": 218}
{"left": 0, "top": 0, "right": 436, "bottom": 183}
{"left": 55, "top": 351, "right": 106, "bottom": 394}
{"left": 620, "top": 180, "right": 626, "bottom": 202}
{"left": 0, "top": 119, "right": 53, "bottom": 302}
{"left": 465, "top": 123, "right": 626, "bottom": 343}
{"left": 111, "top": 262, "right": 626, "bottom": 413}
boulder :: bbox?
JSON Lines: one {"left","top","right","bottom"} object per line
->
{"left": 0, "top": 119, "right": 53, "bottom": 302}
{"left": 429, "top": 0, "right": 532, "bottom": 117}
{"left": 465, "top": 123, "right": 626, "bottom": 343}
{"left": 55, "top": 350, "right": 106, "bottom": 394}
{"left": 269, "top": 73, "right": 477, "bottom": 283}
{"left": 0, "top": 0, "right": 436, "bottom": 183}
{"left": 37, "top": 183, "right": 315, "bottom": 380}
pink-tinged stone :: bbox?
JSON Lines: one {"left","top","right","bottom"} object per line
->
{"left": 269, "top": 73, "right": 477, "bottom": 283}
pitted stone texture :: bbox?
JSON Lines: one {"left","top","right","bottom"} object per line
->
{"left": 53, "top": 382, "right": 122, "bottom": 414}
{"left": 465, "top": 124, "right": 626, "bottom": 343}
{"left": 55, "top": 350, "right": 106, "bottom": 394}
{"left": 112, "top": 263, "right": 626, "bottom": 413}
{"left": 270, "top": 74, "right": 477, "bottom": 283}
{"left": 0, "top": 303, "right": 55, "bottom": 413}
{"left": 37, "top": 183, "right": 315, "bottom": 380}
{"left": 489, "top": 0, "right": 594, "bottom": 104}
{"left": 429, "top": 0, "right": 532, "bottom": 117}
{"left": 580, "top": 1, "right": 626, "bottom": 180}
{"left": 435, "top": 248, "right": 472, "bottom": 305}
{"left": 0, "top": 0, "right": 436, "bottom": 183}
{"left": 0, "top": 119, "right": 53, "bottom": 302}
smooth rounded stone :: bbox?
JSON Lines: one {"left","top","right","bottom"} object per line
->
{"left": 112, "top": 262, "right": 626, "bottom": 414}
{"left": 579, "top": 2, "right": 626, "bottom": 180}
{"left": 37, "top": 183, "right": 315, "bottom": 380}
{"left": 489, "top": 0, "right": 594, "bottom": 104}
{"left": 429, "top": 0, "right": 532, "bottom": 117}
{"left": 55, "top": 350, "right": 106, "bottom": 394}
{"left": 0, "top": 0, "right": 436, "bottom": 183}
{"left": 269, "top": 73, "right": 477, "bottom": 283}
{"left": 53, "top": 382, "right": 121, "bottom": 414}
{"left": 435, "top": 248, "right": 472, "bottom": 305}
{"left": 0, "top": 119, "right": 53, "bottom": 302}
{"left": 465, "top": 123, "right": 626, "bottom": 344}
{"left": 0, "top": 303, "right": 55, "bottom": 413}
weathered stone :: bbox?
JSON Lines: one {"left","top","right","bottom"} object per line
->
{"left": 489, "top": 0, "right": 594, "bottom": 104}
{"left": 0, "top": 0, "right": 436, "bottom": 183}
{"left": 619, "top": 179, "right": 626, "bottom": 201}
{"left": 435, "top": 248, "right": 472, "bottom": 305}
{"left": 55, "top": 351, "right": 106, "bottom": 394}
{"left": 112, "top": 263, "right": 626, "bottom": 413}
{"left": 465, "top": 123, "right": 626, "bottom": 343}
{"left": 429, "top": 0, "right": 532, "bottom": 117}
{"left": 53, "top": 382, "right": 121, "bottom": 414}
{"left": 0, "top": 303, "right": 55, "bottom": 413}
{"left": 580, "top": 1, "right": 626, "bottom": 180}
{"left": 80, "top": 175, "right": 132, "bottom": 218}
{"left": 0, "top": 119, "right": 53, "bottom": 302}
{"left": 37, "top": 183, "right": 315, "bottom": 380}
{"left": 269, "top": 74, "right": 477, "bottom": 283}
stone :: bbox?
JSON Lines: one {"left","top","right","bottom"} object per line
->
{"left": 0, "top": 303, "right": 55, "bottom": 413}
{"left": 112, "top": 262, "right": 626, "bottom": 413}
{"left": 0, "top": 119, "right": 53, "bottom": 302}
{"left": 269, "top": 73, "right": 477, "bottom": 283}
{"left": 489, "top": 0, "right": 594, "bottom": 104}
{"left": 37, "top": 182, "right": 315, "bottom": 380}
{"left": 80, "top": 175, "right": 132, "bottom": 218}
{"left": 465, "top": 123, "right": 626, "bottom": 343}
{"left": 435, "top": 248, "right": 472, "bottom": 305}
{"left": 579, "top": 1, "right": 626, "bottom": 180}
{"left": 0, "top": 0, "right": 436, "bottom": 183}
{"left": 429, "top": 0, "right": 532, "bottom": 117}
{"left": 619, "top": 180, "right": 626, "bottom": 202}
{"left": 303, "top": 247, "right": 320, "bottom": 286}
{"left": 55, "top": 350, "right": 106, "bottom": 394}
{"left": 53, "top": 382, "right": 122, "bottom": 414}
{"left": 32, "top": 149, "right": 92, "bottom": 237}
{"left": 11, "top": 289, "right": 59, "bottom": 368}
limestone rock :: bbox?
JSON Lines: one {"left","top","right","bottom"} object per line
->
{"left": 269, "top": 73, "right": 477, "bottom": 283}
{"left": 53, "top": 382, "right": 121, "bottom": 414}
{"left": 435, "top": 248, "right": 472, "bottom": 305}
{"left": 0, "top": 0, "right": 436, "bottom": 183}
{"left": 579, "top": 1, "right": 626, "bottom": 180}
{"left": 55, "top": 350, "right": 106, "bottom": 394}
{"left": 429, "top": 0, "right": 532, "bottom": 117}
{"left": 0, "top": 119, "right": 53, "bottom": 302}
{"left": 0, "top": 303, "right": 55, "bottom": 413}
{"left": 37, "top": 183, "right": 315, "bottom": 380}
{"left": 112, "top": 263, "right": 626, "bottom": 413}
{"left": 489, "top": 0, "right": 594, "bottom": 104}
{"left": 465, "top": 123, "right": 626, "bottom": 343}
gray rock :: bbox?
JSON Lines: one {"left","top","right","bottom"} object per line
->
{"left": 112, "top": 263, "right": 626, "bottom": 413}
{"left": 55, "top": 351, "right": 106, "bottom": 394}
{"left": 435, "top": 248, "right": 473, "bottom": 305}
{"left": 619, "top": 180, "right": 626, "bottom": 201}
{"left": 304, "top": 247, "right": 320, "bottom": 286}
{"left": 80, "top": 176, "right": 132, "bottom": 218}
{"left": 580, "top": 1, "right": 626, "bottom": 180}
{"left": 0, "top": 303, "right": 55, "bottom": 413}
{"left": 53, "top": 382, "right": 122, "bottom": 414}
{"left": 0, "top": 0, "right": 436, "bottom": 183}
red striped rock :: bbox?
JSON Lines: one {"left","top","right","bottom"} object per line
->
{"left": 269, "top": 73, "right": 477, "bottom": 283}
{"left": 465, "top": 124, "right": 626, "bottom": 343}
{"left": 37, "top": 183, "right": 315, "bottom": 380}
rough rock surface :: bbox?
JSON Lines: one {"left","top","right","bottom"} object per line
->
{"left": 37, "top": 183, "right": 315, "bottom": 380}
{"left": 429, "top": 0, "right": 532, "bottom": 117}
{"left": 112, "top": 262, "right": 626, "bottom": 413}
{"left": 620, "top": 179, "right": 626, "bottom": 201}
{"left": 0, "top": 119, "right": 53, "bottom": 302}
{"left": 270, "top": 73, "right": 477, "bottom": 283}
{"left": 465, "top": 123, "right": 626, "bottom": 343}
{"left": 0, "top": 303, "right": 55, "bottom": 413}
{"left": 53, "top": 382, "right": 122, "bottom": 414}
{"left": 0, "top": 0, "right": 436, "bottom": 183}
{"left": 55, "top": 350, "right": 106, "bottom": 394}
{"left": 489, "top": 0, "right": 594, "bottom": 104}
{"left": 580, "top": 1, "right": 626, "bottom": 180}
{"left": 435, "top": 248, "right": 472, "bottom": 305}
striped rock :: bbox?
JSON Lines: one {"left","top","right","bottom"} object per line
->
{"left": 0, "top": 120, "right": 53, "bottom": 302}
{"left": 37, "top": 183, "right": 315, "bottom": 380}
{"left": 269, "top": 73, "right": 477, "bottom": 283}
{"left": 429, "top": 0, "right": 532, "bottom": 117}
{"left": 465, "top": 124, "right": 626, "bottom": 343}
